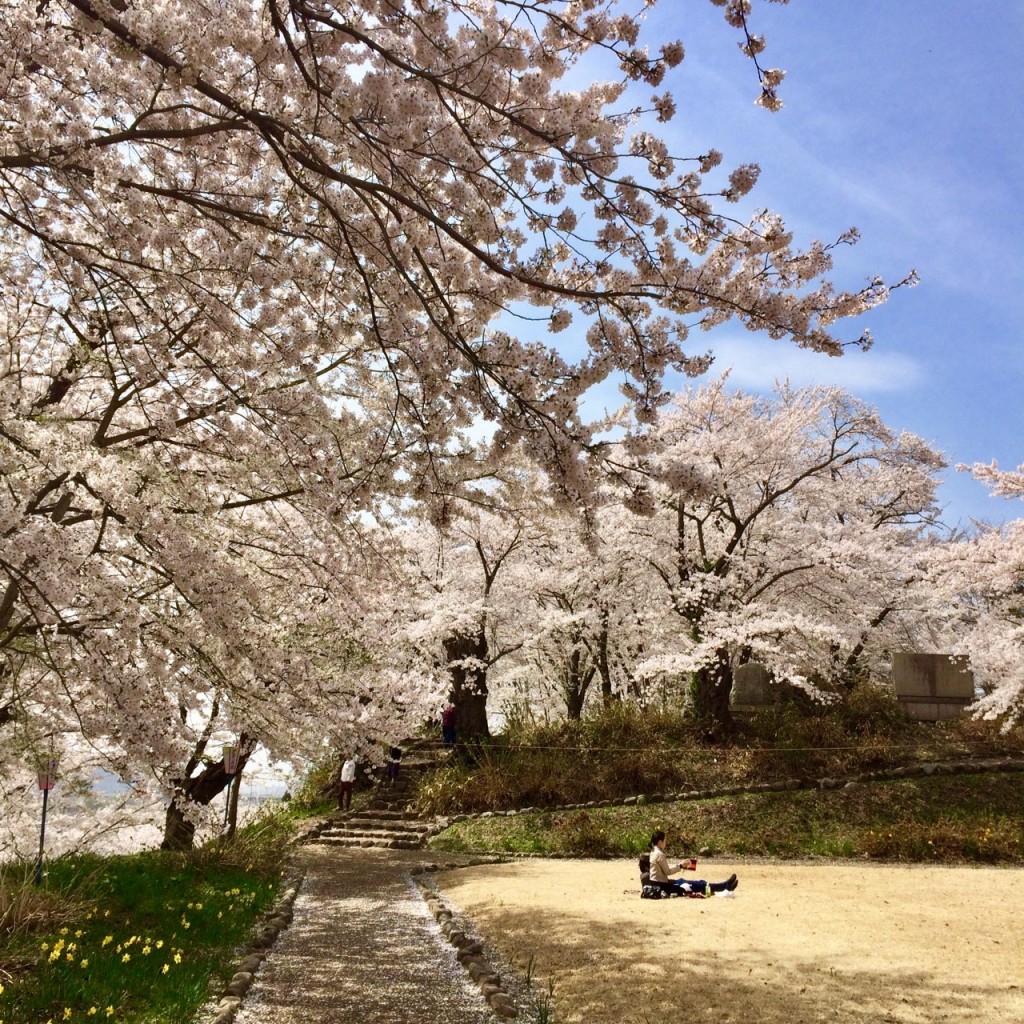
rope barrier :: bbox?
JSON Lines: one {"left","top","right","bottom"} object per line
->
{"left": 415, "top": 739, "right": 1023, "bottom": 756}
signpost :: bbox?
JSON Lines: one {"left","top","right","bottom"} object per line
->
{"left": 35, "top": 756, "right": 59, "bottom": 886}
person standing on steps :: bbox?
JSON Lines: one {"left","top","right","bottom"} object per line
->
{"left": 338, "top": 757, "right": 357, "bottom": 811}
{"left": 441, "top": 703, "right": 458, "bottom": 748}
{"left": 648, "top": 830, "right": 738, "bottom": 897}
{"left": 386, "top": 745, "right": 402, "bottom": 786}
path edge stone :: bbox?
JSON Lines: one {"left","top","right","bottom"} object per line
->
{"left": 195, "top": 867, "right": 305, "bottom": 1024}
{"left": 411, "top": 859, "right": 529, "bottom": 1021}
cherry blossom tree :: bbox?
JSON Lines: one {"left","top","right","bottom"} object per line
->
{"left": 967, "top": 463, "right": 1024, "bottom": 499}
{"left": 613, "top": 378, "right": 947, "bottom": 734}
{"left": 930, "top": 464, "right": 1024, "bottom": 727}
{"left": 399, "top": 482, "right": 548, "bottom": 739}
{"left": 1, "top": 0, "right": 915, "bottom": 825}
{"left": 507, "top": 496, "right": 656, "bottom": 719}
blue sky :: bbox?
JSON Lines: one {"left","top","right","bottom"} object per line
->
{"left": 576, "top": 1, "right": 1023, "bottom": 529}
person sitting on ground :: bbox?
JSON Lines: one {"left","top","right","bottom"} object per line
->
{"left": 647, "top": 829, "right": 738, "bottom": 897}
{"left": 639, "top": 852, "right": 652, "bottom": 887}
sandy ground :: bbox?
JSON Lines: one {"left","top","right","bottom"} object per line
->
{"left": 434, "top": 859, "right": 1024, "bottom": 1024}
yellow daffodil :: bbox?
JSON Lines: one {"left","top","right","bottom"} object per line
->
{"left": 173, "top": 952, "right": 182, "bottom": 964}
{"left": 121, "top": 953, "right": 131, "bottom": 963}
{"left": 142, "top": 945, "right": 151, "bottom": 955}
{"left": 161, "top": 964, "right": 170, "bottom": 974}
{"left": 101, "top": 936, "right": 113, "bottom": 947}
{"left": 80, "top": 959, "right": 89, "bottom": 969}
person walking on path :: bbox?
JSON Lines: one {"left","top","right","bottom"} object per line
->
{"left": 338, "top": 757, "right": 357, "bottom": 811}
{"left": 386, "top": 745, "right": 402, "bottom": 785}
{"left": 441, "top": 704, "right": 458, "bottom": 747}
{"left": 648, "top": 830, "right": 738, "bottom": 897}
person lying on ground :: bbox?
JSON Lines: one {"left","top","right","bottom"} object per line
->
{"left": 645, "top": 830, "right": 738, "bottom": 897}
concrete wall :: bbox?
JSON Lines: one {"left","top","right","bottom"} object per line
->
{"left": 891, "top": 653, "right": 974, "bottom": 721}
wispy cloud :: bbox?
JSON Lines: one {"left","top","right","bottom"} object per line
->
{"left": 699, "top": 335, "right": 925, "bottom": 394}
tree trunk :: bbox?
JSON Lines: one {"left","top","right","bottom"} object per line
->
{"left": 691, "top": 648, "right": 734, "bottom": 738}
{"left": 161, "top": 800, "right": 197, "bottom": 851}
{"left": 444, "top": 629, "right": 490, "bottom": 740}
{"left": 564, "top": 646, "right": 596, "bottom": 721}
{"left": 565, "top": 679, "right": 589, "bottom": 720}
{"left": 160, "top": 752, "right": 249, "bottom": 850}
{"left": 595, "top": 610, "right": 618, "bottom": 707}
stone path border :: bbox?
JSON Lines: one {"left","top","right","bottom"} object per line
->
{"left": 411, "top": 860, "right": 521, "bottom": 1020}
{"left": 198, "top": 872, "right": 304, "bottom": 1024}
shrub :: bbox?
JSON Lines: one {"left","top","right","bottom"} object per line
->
{"left": 0, "top": 861, "right": 88, "bottom": 938}
{"left": 290, "top": 756, "right": 338, "bottom": 813}
{"left": 187, "top": 805, "right": 299, "bottom": 878}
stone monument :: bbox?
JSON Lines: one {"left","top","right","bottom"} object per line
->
{"left": 891, "top": 653, "right": 974, "bottom": 721}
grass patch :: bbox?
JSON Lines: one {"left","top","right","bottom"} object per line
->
{"left": 429, "top": 772, "right": 1024, "bottom": 863}
{"left": 0, "top": 811, "right": 296, "bottom": 1024}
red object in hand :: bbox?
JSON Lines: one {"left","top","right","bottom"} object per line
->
{"left": 688, "top": 858, "right": 698, "bottom": 871}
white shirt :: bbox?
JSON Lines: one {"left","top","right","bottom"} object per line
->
{"left": 340, "top": 759, "right": 357, "bottom": 782}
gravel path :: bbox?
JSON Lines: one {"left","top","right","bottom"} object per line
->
{"left": 234, "top": 845, "right": 495, "bottom": 1024}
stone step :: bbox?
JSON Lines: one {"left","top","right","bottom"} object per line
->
{"left": 333, "top": 813, "right": 419, "bottom": 826}
{"left": 321, "top": 826, "right": 429, "bottom": 842}
{"left": 344, "top": 808, "right": 422, "bottom": 821}
{"left": 340, "top": 817, "right": 430, "bottom": 832}
{"left": 314, "top": 835, "right": 424, "bottom": 850}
